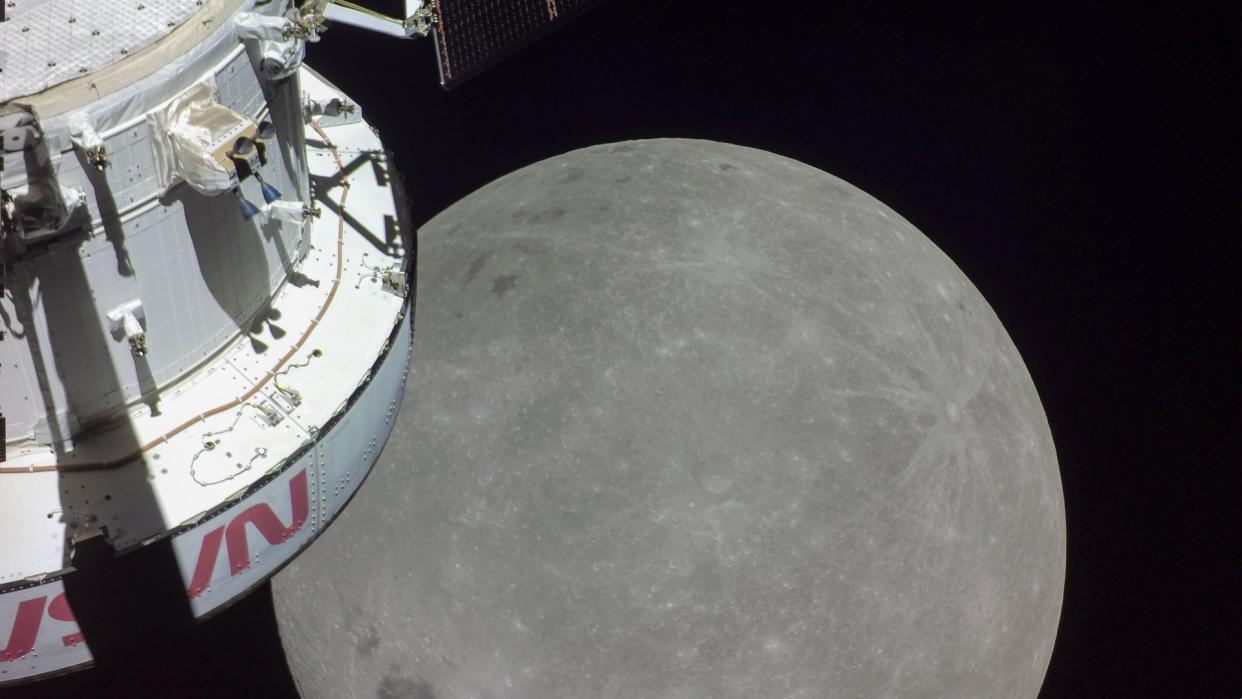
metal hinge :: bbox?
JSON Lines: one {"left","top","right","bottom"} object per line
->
{"left": 404, "top": 5, "right": 435, "bottom": 36}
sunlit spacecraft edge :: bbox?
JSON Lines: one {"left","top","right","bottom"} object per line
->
{"left": 0, "top": 0, "right": 585, "bottom": 684}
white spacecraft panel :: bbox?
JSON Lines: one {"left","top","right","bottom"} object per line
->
{"left": 0, "top": 0, "right": 206, "bottom": 102}
{"left": 0, "top": 46, "right": 305, "bottom": 443}
{"left": 0, "top": 579, "right": 92, "bottom": 682}
{"left": 215, "top": 49, "right": 271, "bottom": 123}
{"left": 0, "top": 59, "right": 407, "bottom": 570}
{"left": 0, "top": 0, "right": 421, "bottom": 685}
{"left": 174, "top": 446, "right": 321, "bottom": 616}
{"left": 0, "top": 327, "right": 37, "bottom": 445}
{"left": 174, "top": 301, "right": 411, "bottom": 618}
{"left": 57, "top": 121, "right": 163, "bottom": 217}
{"left": 1, "top": 55, "right": 413, "bottom": 683}
{"left": 0, "top": 471, "right": 65, "bottom": 587}
{"left": 41, "top": 49, "right": 276, "bottom": 220}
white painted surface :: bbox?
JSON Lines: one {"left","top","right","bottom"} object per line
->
{"left": 0, "top": 0, "right": 205, "bottom": 102}
{"left": 323, "top": 4, "right": 409, "bottom": 38}
{"left": 0, "top": 579, "right": 92, "bottom": 684}
{"left": 0, "top": 46, "right": 303, "bottom": 445}
{"left": 0, "top": 308, "right": 409, "bottom": 684}
{"left": 0, "top": 63, "right": 413, "bottom": 685}
{"left": 175, "top": 300, "right": 411, "bottom": 618}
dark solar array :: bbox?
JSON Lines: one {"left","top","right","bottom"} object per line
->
{"left": 432, "top": 0, "right": 601, "bottom": 88}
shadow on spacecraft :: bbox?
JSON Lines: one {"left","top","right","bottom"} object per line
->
{"left": 0, "top": 0, "right": 596, "bottom": 685}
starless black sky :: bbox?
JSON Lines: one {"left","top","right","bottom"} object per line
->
{"left": 10, "top": 1, "right": 1237, "bottom": 697}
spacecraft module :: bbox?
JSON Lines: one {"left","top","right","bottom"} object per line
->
{"left": 0, "top": 0, "right": 597, "bottom": 684}
{"left": 0, "top": 0, "right": 449, "bottom": 685}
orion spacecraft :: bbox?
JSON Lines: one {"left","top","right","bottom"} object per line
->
{"left": 0, "top": 0, "right": 583, "bottom": 684}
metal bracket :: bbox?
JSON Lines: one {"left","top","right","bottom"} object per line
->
{"left": 285, "top": 0, "right": 329, "bottom": 40}
{"left": 0, "top": 107, "right": 89, "bottom": 242}
{"left": 106, "top": 299, "right": 148, "bottom": 357}
{"left": 380, "top": 266, "right": 406, "bottom": 297}
{"left": 323, "top": 0, "right": 432, "bottom": 39}
{"left": 1, "top": 124, "right": 40, "bottom": 152}
{"left": 404, "top": 5, "right": 435, "bottom": 37}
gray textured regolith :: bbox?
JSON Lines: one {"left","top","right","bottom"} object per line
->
{"left": 272, "top": 139, "right": 1065, "bottom": 699}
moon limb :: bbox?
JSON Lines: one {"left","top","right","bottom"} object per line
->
{"left": 273, "top": 139, "right": 1066, "bottom": 699}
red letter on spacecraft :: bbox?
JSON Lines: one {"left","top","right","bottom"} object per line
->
{"left": 186, "top": 469, "right": 309, "bottom": 599}
{"left": 0, "top": 591, "right": 82, "bottom": 662}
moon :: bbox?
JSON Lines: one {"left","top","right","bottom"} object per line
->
{"left": 272, "top": 139, "right": 1065, "bottom": 698}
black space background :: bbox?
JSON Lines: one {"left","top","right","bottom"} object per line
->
{"left": 7, "top": 1, "right": 1237, "bottom": 697}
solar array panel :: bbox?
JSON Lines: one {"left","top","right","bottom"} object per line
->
{"left": 432, "top": 0, "right": 601, "bottom": 88}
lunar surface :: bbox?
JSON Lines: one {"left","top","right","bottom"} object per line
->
{"left": 272, "top": 139, "right": 1065, "bottom": 698}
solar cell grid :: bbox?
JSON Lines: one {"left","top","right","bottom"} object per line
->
{"left": 432, "top": 0, "right": 601, "bottom": 88}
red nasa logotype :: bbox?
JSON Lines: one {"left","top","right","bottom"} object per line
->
{"left": 0, "top": 590, "right": 82, "bottom": 662}
{"left": 0, "top": 468, "right": 309, "bottom": 663}
{"left": 186, "top": 469, "right": 310, "bottom": 600}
